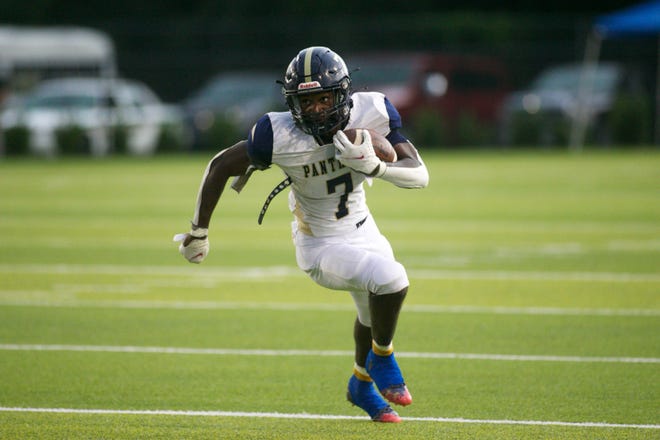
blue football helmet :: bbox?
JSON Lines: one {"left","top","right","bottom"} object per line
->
{"left": 282, "top": 46, "right": 352, "bottom": 137}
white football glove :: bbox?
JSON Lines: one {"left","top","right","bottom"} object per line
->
{"left": 173, "top": 227, "right": 209, "bottom": 264}
{"left": 333, "top": 130, "right": 385, "bottom": 177}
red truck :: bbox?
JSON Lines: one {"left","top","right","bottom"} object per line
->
{"left": 346, "top": 52, "right": 511, "bottom": 145}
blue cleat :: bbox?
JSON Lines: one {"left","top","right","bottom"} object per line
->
{"left": 366, "top": 350, "right": 412, "bottom": 406}
{"left": 346, "top": 375, "right": 401, "bottom": 423}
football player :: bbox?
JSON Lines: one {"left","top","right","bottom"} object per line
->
{"left": 175, "top": 46, "right": 429, "bottom": 422}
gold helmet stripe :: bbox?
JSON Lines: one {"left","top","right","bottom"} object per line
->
{"left": 303, "top": 47, "right": 314, "bottom": 82}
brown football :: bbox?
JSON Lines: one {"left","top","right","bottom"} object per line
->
{"left": 341, "top": 128, "right": 398, "bottom": 163}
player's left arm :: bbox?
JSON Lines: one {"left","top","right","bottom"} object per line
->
{"left": 391, "top": 140, "right": 423, "bottom": 168}
{"left": 376, "top": 133, "right": 429, "bottom": 188}
{"left": 378, "top": 97, "right": 429, "bottom": 188}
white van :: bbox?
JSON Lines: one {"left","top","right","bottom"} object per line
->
{"left": 0, "top": 25, "right": 116, "bottom": 98}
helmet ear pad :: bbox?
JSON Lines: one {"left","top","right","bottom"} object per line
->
{"left": 282, "top": 47, "right": 353, "bottom": 136}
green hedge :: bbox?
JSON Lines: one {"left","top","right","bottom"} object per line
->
{"left": 609, "top": 94, "right": 652, "bottom": 145}
{"left": 2, "top": 126, "right": 30, "bottom": 156}
{"left": 55, "top": 125, "right": 90, "bottom": 155}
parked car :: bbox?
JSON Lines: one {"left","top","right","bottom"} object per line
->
{"left": 0, "top": 76, "right": 186, "bottom": 156}
{"left": 346, "top": 52, "right": 511, "bottom": 145}
{"left": 182, "top": 71, "right": 285, "bottom": 150}
{"left": 498, "top": 62, "right": 648, "bottom": 145}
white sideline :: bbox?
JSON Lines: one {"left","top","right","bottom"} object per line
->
{"left": 0, "top": 407, "right": 657, "bottom": 430}
{"left": 1, "top": 344, "right": 658, "bottom": 364}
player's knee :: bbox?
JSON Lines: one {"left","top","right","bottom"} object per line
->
{"left": 369, "top": 260, "right": 409, "bottom": 295}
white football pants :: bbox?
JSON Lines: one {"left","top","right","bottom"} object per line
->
{"left": 293, "top": 214, "right": 409, "bottom": 327}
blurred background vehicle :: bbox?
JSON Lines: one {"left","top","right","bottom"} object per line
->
{"left": 0, "top": 76, "right": 187, "bottom": 156}
{"left": 0, "top": 26, "right": 116, "bottom": 98}
{"left": 498, "top": 62, "right": 649, "bottom": 146}
{"left": 346, "top": 52, "right": 511, "bottom": 146}
{"left": 181, "top": 70, "right": 285, "bottom": 150}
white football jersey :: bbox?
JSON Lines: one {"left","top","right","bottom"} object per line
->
{"left": 247, "top": 92, "right": 403, "bottom": 237}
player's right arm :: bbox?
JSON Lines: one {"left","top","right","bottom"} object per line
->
{"left": 175, "top": 114, "right": 276, "bottom": 264}
{"left": 192, "top": 140, "right": 251, "bottom": 229}
{"left": 175, "top": 140, "right": 251, "bottom": 263}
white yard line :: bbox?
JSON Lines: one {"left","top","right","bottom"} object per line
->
{"left": 410, "top": 269, "right": 660, "bottom": 282}
{"left": 1, "top": 263, "right": 659, "bottom": 282}
{"left": 1, "top": 344, "right": 658, "bottom": 364}
{"left": 404, "top": 304, "right": 660, "bottom": 316}
{"left": 0, "top": 298, "right": 658, "bottom": 317}
{"left": 0, "top": 406, "right": 657, "bottom": 429}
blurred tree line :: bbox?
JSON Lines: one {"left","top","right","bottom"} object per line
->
{"left": 0, "top": 0, "right": 638, "bottom": 22}
{"left": 0, "top": 1, "right": 652, "bottom": 102}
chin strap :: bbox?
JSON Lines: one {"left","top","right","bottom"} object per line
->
{"left": 258, "top": 176, "right": 292, "bottom": 224}
{"left": 231, "top": 165, "right": 256, "bottom": 193}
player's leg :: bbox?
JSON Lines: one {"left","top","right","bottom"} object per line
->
{"left": 345, "top": 315, "right": 401, "bottom": 422}
{"left": 369, "top": 287, "right": 407, "bottom": 348}
{"left": 353, "top": 316, "right": 372, "bottom": 368}
{"left": 366, "top": 287, "right": 413, "bottom": 406}
{"left": 349, "top": 287, "right": 412, "bottom": 409}
{"left": 341, "top": 235, "right": 413, "bottom": 407}
{"left": 316, "top": 246, "right": 412, "bottom": 407}
{"left": 296, "top": 238, "right": 398, "bottom": 419}
{"left": 294, "top": 229, "right": 411, "bottom": 415}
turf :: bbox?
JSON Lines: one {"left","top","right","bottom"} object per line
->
{"left": 0, "top": 149, "right": 658, "bottom": 439}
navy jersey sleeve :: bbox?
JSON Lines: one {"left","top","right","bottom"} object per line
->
{"left": 383, "top": 97, "right": 407, "bottom": 145}
{"left": 247, "top": 114, "right": 274, "bottom": 170}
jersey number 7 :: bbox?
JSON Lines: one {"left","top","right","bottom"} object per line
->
{"left": 326, "top": 173, "right": 353, "bottom": 220}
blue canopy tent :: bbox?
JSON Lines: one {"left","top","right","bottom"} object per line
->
{"left": 595, "top": 0, "right": 660, "bottom": 36}
{"left": 570, "top": 0, "right": 660, "bottom": 147}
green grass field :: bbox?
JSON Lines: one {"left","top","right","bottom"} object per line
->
{"left": 0, "top": 149, "right": 658, "bottom": 439}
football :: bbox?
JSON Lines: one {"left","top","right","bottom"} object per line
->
{"left": 341, "top": 128, "right": 398, "bottom": 163}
